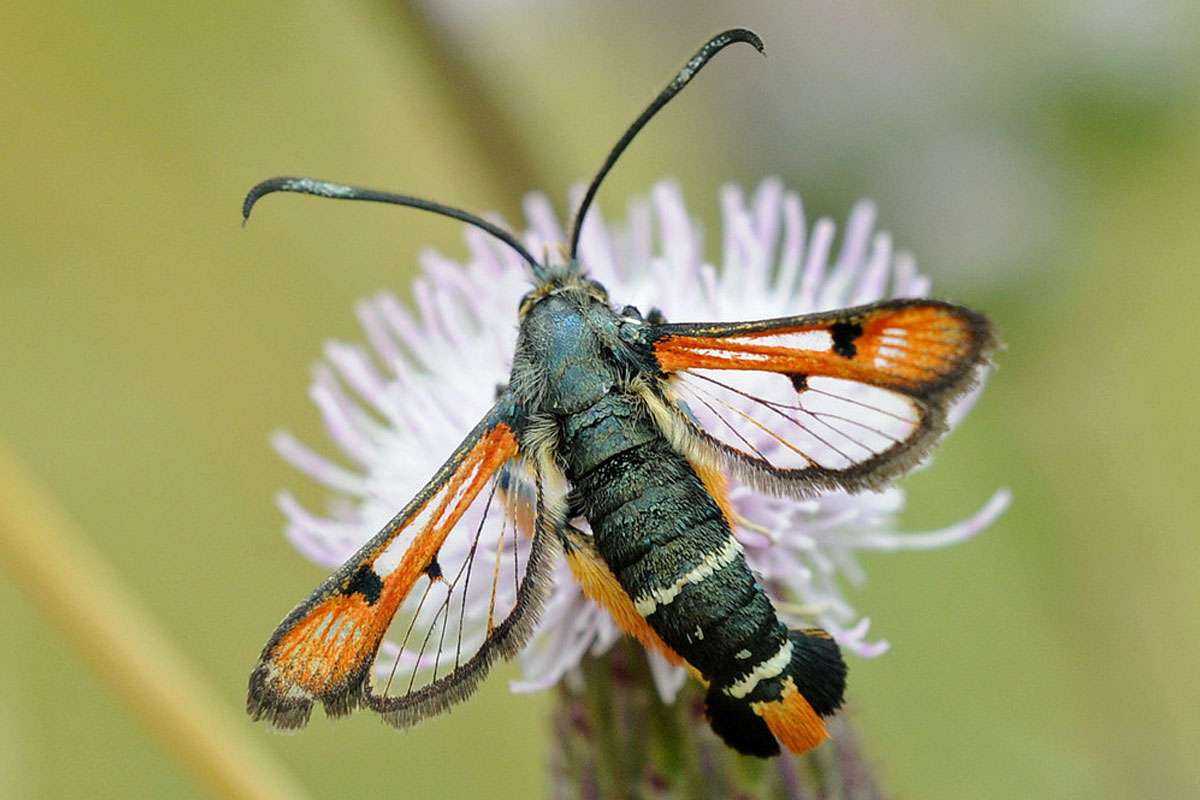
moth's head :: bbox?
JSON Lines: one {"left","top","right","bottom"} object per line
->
{"left": 517, "top": 267, "right": 609, "bottom": 321}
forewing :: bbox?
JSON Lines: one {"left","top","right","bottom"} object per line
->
{"left": 363, "top": 455, "right": 561, "bottom": 729}
{"left": 645, "top": 299, "right": 996, "bottom": 495}
{"left": 247, "top": 400, "right": 560, "bottom": 731}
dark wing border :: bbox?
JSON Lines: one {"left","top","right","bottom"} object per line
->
{"left": 639, "top": 298, "right": 998, "bottom": 497}
{"left": 247, "top": 396, "right": 557, "bottom": 730}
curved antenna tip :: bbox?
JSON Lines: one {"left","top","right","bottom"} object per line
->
{"left": 241, "top": 180, "right": 269, "bottom": 226}
{"left": 723, "top": 27, "right": 766, "bottom": 55}
{"left": 241, "top": 191, "right": 255, "bottom": 227}
{"left": 568, "top": 28, "right": 766, "bottom": 259}
{"left": 241, "top": 177, "right": 297, "bottom": 227}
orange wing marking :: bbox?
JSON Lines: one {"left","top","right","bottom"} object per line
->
{"left": 690, "top": 458, "right": 737, "bottom": 527}
{"left": 272, "top": 595, "right": 377, "bottom": 692}
{"left": 266, "top": 424, "right": 518, "bottom": 697}
{"left": 655, "top": 304, "right": 979, "bottom": 392}
{"left": 563, "top": 528, "right": 704, "bottom": 684}
{"left": 376, "top": 424, "right": 518, "bottom": 607}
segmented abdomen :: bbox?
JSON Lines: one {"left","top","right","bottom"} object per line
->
{"left": 562, "top": 393, "right": 788, "bottom": 688}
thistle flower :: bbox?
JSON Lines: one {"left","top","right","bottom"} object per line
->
{"left": 272, "top": 178, "right": 1009, "bottom": 706}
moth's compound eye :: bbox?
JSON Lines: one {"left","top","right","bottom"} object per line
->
{"left": 585, "top": 279, "right": 609, "bottom": 302}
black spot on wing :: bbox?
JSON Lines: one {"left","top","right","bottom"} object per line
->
{"left": 788, "top": 373, "right": 808, "bottom": 392}
{"left": 345, "top": 565, "right": 383, "bottom": 605}
{"left": 830, "top": 322, "right": 863, "bottom": 359}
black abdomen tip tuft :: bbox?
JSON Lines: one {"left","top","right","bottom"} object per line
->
{"left": 787, "top": 628, "right": 847, "bottom": 717}
{"left": 704, "top": 686, "right": 781, "bottom": 758}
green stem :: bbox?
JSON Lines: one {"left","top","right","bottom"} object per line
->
{"left": 550, "top": 647, "right": 882, "bottom": 800}
{"left": 0, "top": 443, "right": 309, "bottom": 800}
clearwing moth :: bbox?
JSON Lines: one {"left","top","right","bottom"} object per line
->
{"left": 243, "top": 28, "right": 996, "bottom": 758}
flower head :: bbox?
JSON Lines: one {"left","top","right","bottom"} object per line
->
{"left": 273, "top": 178, "right": 1009, "bottom": 702}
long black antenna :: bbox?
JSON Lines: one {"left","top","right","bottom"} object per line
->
{"left": 568, "top": 28, "right": 764, "bottom": 261}
{"left": 243, "top": 177, "right": 547, "bottom": 281}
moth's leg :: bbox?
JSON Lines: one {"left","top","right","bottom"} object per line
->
{"left": 565, "top": 489, "right": 586, "bottom": 521}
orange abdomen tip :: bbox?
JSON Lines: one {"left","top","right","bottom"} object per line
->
{"left": 752, "top": 677, "right": 830, "bottom": 754}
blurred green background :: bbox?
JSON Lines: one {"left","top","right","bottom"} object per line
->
{"left": 3, "top": 2, "right": 1198, "bottom": 798}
